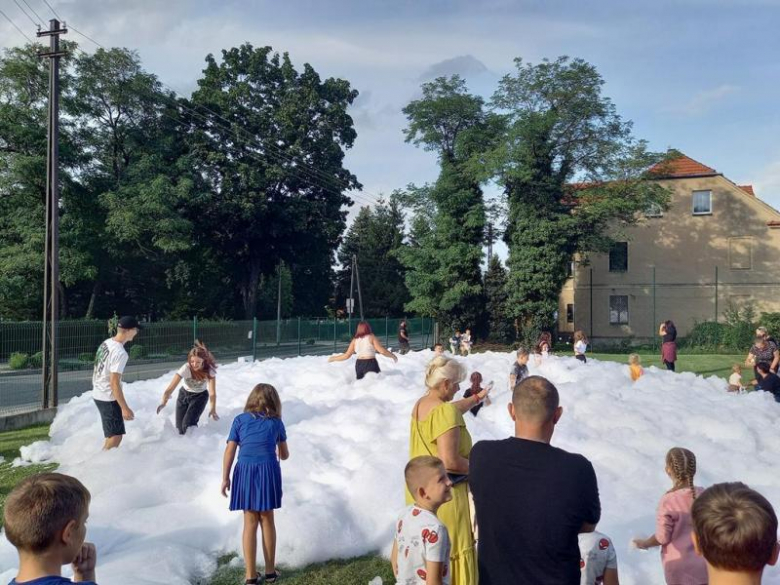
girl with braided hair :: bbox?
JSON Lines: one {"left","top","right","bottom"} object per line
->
{"left": 633, "top": 447, "right": 707, "bottom": 584}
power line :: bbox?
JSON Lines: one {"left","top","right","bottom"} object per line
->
{"left": 40, "top": 0, "right": 61, "bottom": 21}
{"left": 20, "top": 0, "right": 45, "bottom": 25}
{"left": 0, "top": 7, "right": 35, "bottom": 43}
{"left": 12, "top": 0, "right": 39, "bottom": 28}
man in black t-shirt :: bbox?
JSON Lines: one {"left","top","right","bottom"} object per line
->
{"left": 756, "top": 362, "right": 780, "bottom": 402}
{"left": 398, "top": 320, "right": 410, "bottom": 355}
{"left": 470, "top": 376, "right": 601, "bottom": 585}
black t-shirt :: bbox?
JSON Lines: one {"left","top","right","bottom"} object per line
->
{"left": 758, "top": 372, "right": 780, "bottom": 402}
{"left": 398, "top": 323, "right": 408, "bottom": 343}
{"left": 470, "top": 438, "right": 601, "bottom": 585}
{"left": 511, "top": 362, "right": 529, "bottom": 382}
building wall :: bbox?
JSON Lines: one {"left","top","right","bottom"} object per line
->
{"left": 565, "top": 175, "right": 780, "bottom": 342}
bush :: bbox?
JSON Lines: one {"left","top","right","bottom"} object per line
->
{"left": 684, "top": 321, "right": 726, "bottom": 351}
{"left": 128, "top": 344, "right": 148, "bottom": 359}
{"left": 79, "top": 352, "right": 95, "bottom": 363}
{"left": 759, "top": 312, "right": 780, "bottom": 339}
{"left": 28, "top": 351, "right": 43, "bottom": 369}
{"left": 8, "top": 352, "right": 29, "bottom": 370}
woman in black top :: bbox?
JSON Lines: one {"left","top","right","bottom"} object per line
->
{"left": 659, "top": 320, "right": 677, "bottom": 371}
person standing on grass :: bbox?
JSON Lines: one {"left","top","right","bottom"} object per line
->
{"left": 659, "top": 320, "right": 677, "bottom": 371}
{"left": 156, "top": 341, "right": 219, "bottom": 434}
{"left": 92, "top": 316, "right": 141, "bottom": 450}
{"left": 399, "top": 319, "right": 411, "bottom": 355}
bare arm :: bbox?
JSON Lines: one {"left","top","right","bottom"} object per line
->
{"left": 390, "top": 538, "right": 398, "bottom": 577}
{"left": 633, "top": 534, "right": 661, "bottom": 549}
{"left": 436, "top": 427, "right": 469, "bottom": 473}
{"left": 745, "top": 350, "right": 755, "bottom": 366}
{"left": 453, "top": 387, "right": 489, "bottom": 414}
{"left": 111, "top": 373, "right": 134, "bottom": 420}
{"left": 278, "top": 440, "right": 289, "bottom": 461}
{"left": 425, "top": 560, "right": 444, "bottom": 585}
{"left": 328, "top": 339, "right": 356, "bottom": 362}
{"left": 771, "top": 349, "right": 779, "bottom": 373}
{"left": 373, "top": 336, "right": 398, "bottom": 362}
{"left": 221, "top": 441, "right": 238, "bottom": 496}
{"left": 602, "top": 567, "right": 619, "bottom": 585}
{"left": 207, "top": 377, "right": 218, "bottom": 419}
{"left": 157, "top": 374, "right": 182, "bottom": 413}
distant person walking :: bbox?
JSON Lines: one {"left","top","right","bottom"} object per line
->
{"left": 328, "top": 321, "right": 397, "bottom": 380}
{"left": 399, "top": 319, "right": 411, "bottom": 355}
{"left": 659, "top": 320, "right": 677, "bottom": 371}
{"left": 92, "top": 316, "right": 142, "bottom": 450}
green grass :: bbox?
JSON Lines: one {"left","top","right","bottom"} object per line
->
{"left": 0, "top": 423, "right": 57, "bottom": 528}
{"left": 205, "top": 553, "right": 393, "bottom": 585}
{"left": 589, "top": 352, "right": 744, "bottom": 380}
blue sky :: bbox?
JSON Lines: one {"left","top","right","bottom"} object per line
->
{"left": 3, "top": 0, "right": 780, "bottom": 218}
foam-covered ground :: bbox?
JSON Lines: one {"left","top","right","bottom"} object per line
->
{"left": 2, "top": 351, "right": 780, "bottom": 584}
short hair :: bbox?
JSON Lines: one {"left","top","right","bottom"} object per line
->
{"left": 692, "top": 482, "right": 778, "bottom": 572}
{"left": 4, "top": 473, "right": 91, "bottom": 552}
{"left": 628, "top": 353, "right": 641, "bottom": 365}
{"left": 756, "top": 326, "right": 768, "bottom": 337}
{"left": 732, "top": 363, "right": 742, "bottom": 373}
{"left": 512, "top": 376, "right": 559, "bottom": 423}
{"left": 404, "top": 456, "right": 444, "bottom": 494}
{"left": 516, "top": 345, "right": 530, "bottom": 357}
{"left": 757, "top": 362, "right": 772, "bottom": 374}
{"left": 425, "top": 356, "right": 467, "bottom": 389}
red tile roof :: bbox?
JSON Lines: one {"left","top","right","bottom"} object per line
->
{"left": 649, "top": 154, "right": 718, "bottom": 178}
{"left": 739, "top": 185, "right": 755, "bottom": 196}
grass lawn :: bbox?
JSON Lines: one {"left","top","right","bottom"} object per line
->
{"left": 588, "top": 352, "right": 744, "bottom": 381}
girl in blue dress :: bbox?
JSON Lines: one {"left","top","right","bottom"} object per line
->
{"left": 222, "top": 383, "right": 289, "bottom": 584}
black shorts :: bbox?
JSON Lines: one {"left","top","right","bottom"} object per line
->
{"left": 94, "top": 399, "right": 126, "bottom": 438}
{"left": 355, "top": 358, "right": 380, "bottom": 380}
{"left": 575, "top": 354, "right": 587, "bottom": 363}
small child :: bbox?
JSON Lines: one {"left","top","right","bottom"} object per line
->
{"left": 460, "top": 329, "right": 473, "bottom": 356}
{"left": 4, "top": 472, "right": 97, "bottom": 584}
{"left": 222, "top": 383, "right": 289, "bottom": 585}
{"left": 578, "top": 530, "right": 619, "bottom": 585}
{"left": 692, "top": 482, "right": 779, "bottom": 585}
{"left": 728, "top": 364, "right": 743, "bottom": 393}
{"left": 433, "top": 343, "right": 444, "bottom": 357}
{"left": 534, "top": 332, "right": 552, "bottom": 365}
{"left": 449, "top": 331, "right": 461, "bottom": 355}
{"left": 391, "top": 456, "right": 453, "bottom": 585}
{"left": 628, "top": 354, "right": 644, "bottom": 382}
{"left": 462, "top": 371, "right": 493, "bottom": 417}
{"left": 574, "top": 330, "right": 588, "bottom": 363}
{"left": 633, "top": 447, "right": 707, "bottom": 585}
{"left": 509, "top": 346, "right": 530, "bottom": 389}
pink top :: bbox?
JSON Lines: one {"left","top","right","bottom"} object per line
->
{"left": 655, "top": 487, "right": 707, "bottom": 585}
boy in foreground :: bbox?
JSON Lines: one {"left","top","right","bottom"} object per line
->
{"left": 392, "top": 456, "right": 453, "bottom": 585}
{"left": 4, "top": 473, "right": 97, "bottom": 584}
{"left": 692, "top": 482, "right": 779, "bottom": 585}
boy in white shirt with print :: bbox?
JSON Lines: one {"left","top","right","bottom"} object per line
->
{"left": 391, "top": 456, "right": 453, "bottom": 585}
{"left": 578, "top": 530, "right": 619, "bottom": 585}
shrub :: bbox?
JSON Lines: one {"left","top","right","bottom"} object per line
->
{"left": 128, "top": 344, "right": 147, "bottom": 359}
{"left": 28, "top": 351, "right": 43, "bottom": 369}
{"left": 684, "top": 321, "right": 726, "bottom": 351}
{"left": 8, "top": 352, "right": 29, "bottom": 370}
{"left": 79, "top": 352, "right": 95, "bottom": 363}
{"left": 759, "top": 312, "right": 780, "bottom": 339}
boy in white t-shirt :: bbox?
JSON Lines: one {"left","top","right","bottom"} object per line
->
{"left": 92, "top": 316, "right": 141, "bottom": 450}
{"left": 578, "top": 531, "right": 619, "bottom": 585}
{"left": 391, "top": 456, "right": 453, "bottom": 585}
{"left": 728, "top": 364, "right": 744, "bottom": 393}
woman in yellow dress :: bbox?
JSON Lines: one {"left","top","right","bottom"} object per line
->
{"left": 408, "top": 356, "right": 489, "bottom": 585}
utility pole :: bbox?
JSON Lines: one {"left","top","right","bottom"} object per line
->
{"left": 38, "top": 18, "right": 67, "bottom": 410}
{"left": 348, "top": 257, "right": 355, "bottom": 335}
{"left": 353, "top": 254, "right": 364, "bottom": 321}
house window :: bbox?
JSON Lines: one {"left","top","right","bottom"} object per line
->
{"left": 566, "top": 304, "right": 574, "bottom": 324}
{"left": 692, "top": 190, "right": 712, "bottom": 215}
{"left": 566, "top": 260, "right": 574, "bottom": 278}
{"left": 609, "top": 242, "right": 628, "bottom": 272}
{"left": 609, "top": 295, "right": 629, "bottom": 324}
{"left": 645, "top": 203, "right": 663, "bottom": 218}
{"left": 729, "top": 237, "right": 753, "bottom": 270}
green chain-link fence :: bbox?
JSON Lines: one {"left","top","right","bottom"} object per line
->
{"left": 0, "top": 316, "right": 434, "bottom": 415}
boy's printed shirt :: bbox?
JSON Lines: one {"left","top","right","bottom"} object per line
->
{"left": 578, "top": 532, "right": 617, "bottom": 585}
{"left": 395, "top": 505, "right": 451, "bottom": 585}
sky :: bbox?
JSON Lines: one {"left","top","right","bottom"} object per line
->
{"left": 3, "top": 0, "right": 780, "bottom": 238}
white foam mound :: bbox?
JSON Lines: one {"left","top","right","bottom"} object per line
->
{"left": 2, "top": 352, "right": 780, "bottom": 584}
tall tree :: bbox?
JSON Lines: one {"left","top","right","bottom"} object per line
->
{"left": 189, "top": 44, "right": 359, "bottom": 318}
{"left": 398, "top": 76, "right": 494, "bottom": 331}
{"left": 490, "top": 57, "right": 670, "bottom": 333}
{"left": 484, "top": 255, "right": 512, "bottom": 343}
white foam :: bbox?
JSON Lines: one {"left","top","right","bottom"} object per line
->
{"left": 2, "top": 352, "right": 779, "bottom": 584}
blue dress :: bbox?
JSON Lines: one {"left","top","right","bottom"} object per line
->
{"left": 227, "top": 412, "right": 287, "bottom": 511}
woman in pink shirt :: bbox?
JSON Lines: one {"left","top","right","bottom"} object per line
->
{"left": 633, "top": 447, "right": 708, "bottom": 585}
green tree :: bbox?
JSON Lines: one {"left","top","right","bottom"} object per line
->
{"left": 189, "top": 44, "right": 359, "bottom": 318}
{"left": 484, "top": 254, "right": 512, "bottom": 343}
{"left": 257, "top": 262, "right": 294, "bottom": 319}
{"left": 398, "top": 76, "right": 493, "bottom": 331}
{"left": 490, "top": 57, "right": 670, "bottom": 332}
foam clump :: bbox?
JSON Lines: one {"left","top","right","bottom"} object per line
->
{"left": 1, "top": 352, "right": 780, "bottom": 584}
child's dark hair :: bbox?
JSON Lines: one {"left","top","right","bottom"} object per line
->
{"left": 692, "top": 482, "right": 778, "bottom": 572}
{"left": 244, "top": 383, "right": 282, "bottom": 418}
{"left": 3, "top": 473, "right": 91, "bottom": 552}
{"left": 666, "top": 447, "right": 698, "bottom": 501}
{"left": 573, "top": 330, "right": 587, "bottom": 343}
{"left": 469, "top": 371, "right": 483, "bottom": 396}
{"left": 757, "top": 361, "right": 772, "bottom": 374}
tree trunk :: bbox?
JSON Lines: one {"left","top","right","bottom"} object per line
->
{"left": 58, "top": 282, "right": 69, "bottom": 319}
{"left": 85, "top": 282, "right": 101, "bottom": 319}
{"left": 242, "top": 262, "right": 262, "bottom": 319}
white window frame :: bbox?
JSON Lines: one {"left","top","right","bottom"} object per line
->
{"left": 645, "top": 202, "right": 663, "bottom": 218}
{"left": 692, "top": 190, "right": 712, "bottom": 215}
{"left": 609, "top": 295, "right": 629, "bottom": 325}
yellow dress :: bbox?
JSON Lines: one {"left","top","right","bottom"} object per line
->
{"left": 407, "top": 402, "right": 476, "bottom": 585}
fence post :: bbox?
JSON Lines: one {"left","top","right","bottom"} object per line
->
{"left": 652, "top": 266, "right": 657, "bottom": 352}
{"left": 298, "top": 317, "right": 302, "bottom": 356}
{"left": 252, "top": 317, "right": 258, "bottom": 362}
{"left": 386, "top": 315, "right": 389, "bottom": 348}
{"left": 589, "top": 269, "right": 594, "bottom": 341}
{"left": 333, "top": 314, "right": 337, "bottom": 352}
{"left": 193, "top": 315, "right": 198, "bottom": 344}
{"left": 317, "top": 318, "right": 321, "bottom": 342}
{"left": 714, "top": 266, "right": 719, "bottom": 322}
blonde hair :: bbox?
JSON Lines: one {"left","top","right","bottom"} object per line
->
{"left": 628, "top": 353, "right": 641, "bottom": 365}
{"left": 425, "top": 356, "right": 467, "bottom": 389}
{"left": 244, "top": 383, "right": 282, "bottom": 418}
{"left": 404, "top": 456, "right": 445, "bottom": 494}
{"left": 4, "top": 473, "right": 91, "bottom": 552}
{"left": 732, "top": 363, "right": 742, "bottom": 374}
{"left": 666, "top": 447, "right": 698, "bottom": 501}
{"left": 573, "top": 330, "right": 587, "bottom": 343}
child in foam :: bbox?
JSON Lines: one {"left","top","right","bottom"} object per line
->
{"left": 156, "top": 341, "right": 219, "bottom": 434}
{"left": 509, "top": 346, "right": 530, "bottom": 390}
{"left": 459, "top": 329, "right": 473, "bottom": 356}
{"left": 728, "top": 363, "right": 743, "bottom": 393}
{"left": 392, "top": 456, "right": 453, "bottom": 585}
{"left": 573, "top": 330, "right": 588, "bottom": 363}
{"left": 4, "top": 473, "right": 97, "bottom": 585}
{"left": 628, "top": 354, "right": 644, "bottom": 381}
{"left": 462, "top": 371, "right": 493, "bottom": 417}
{"left": 222, "top": 384, "right": 289, "bottom": 585}
{"left": 578, "top": 530, "right": 619, "bottom": 585}
{"left": 633, "top": 447, "right": 707, "bottom": 585}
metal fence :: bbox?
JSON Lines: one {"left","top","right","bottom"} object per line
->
{"left": 0, "top": 316, "right": 434, "bottom": 416}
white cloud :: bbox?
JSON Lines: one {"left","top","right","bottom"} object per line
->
{"left": 667, "top": 84, "right": 740, "bottom": 116}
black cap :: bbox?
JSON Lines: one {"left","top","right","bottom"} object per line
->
{"left": 117, "top": 316, "right": 143, "bottom": 330}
